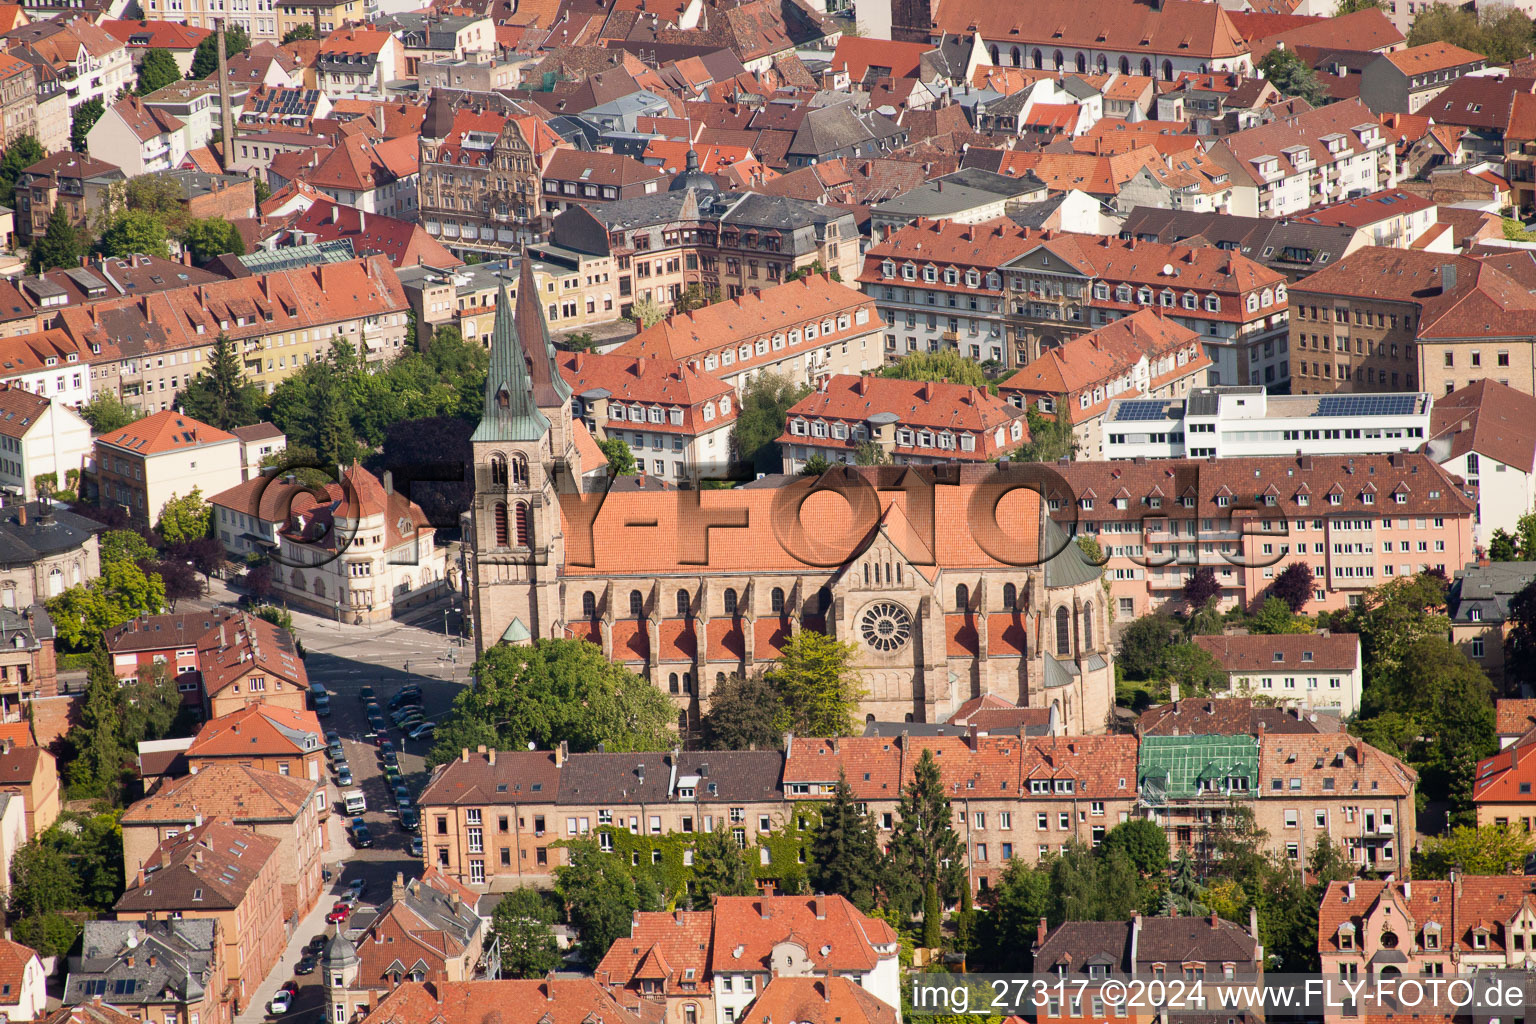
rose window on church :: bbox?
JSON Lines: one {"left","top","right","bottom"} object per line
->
{"left": 860, "top": 602, "right": 912, "bottom": 652}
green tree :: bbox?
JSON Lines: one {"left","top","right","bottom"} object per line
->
{"left": 809, "top": 773, "right": 884, "bottom": 911}
{"left": 675, "top": 283, "right": 720, "bottom": 314}
{"left": 30, "top": 206, "right": 86, "bottom": 273}
{"left": 281, "top": 23, "right": 316, "bottom": 41}
{"left": 1491, "top": 528, "right": 1520, "bottom": 561}
{"left": 888, "top": 749, "right": 964, "bottom": 911}
{"left": 596, "top": 436, "right": 637, "bottom": 475}
{"left": 1117, "top": 613, "right": 1177, "bottom": 680}
{"left": 1161, "top": 642, "right": 1227, "bottom": 696}
{"left": 118, "top": 661, "right": 183, "bottom": 749}
{"left": 180, "top": 216, "right": 246, "bottom": 264}
{"left": 1012, "top": 398, "right": 1074, "bottom": 462}
{"left": 881, "top": 350, "right": 988, "bottom": 388}
{"left": 0, "top": 136, "right": 43, "bottom": 207}
{"left": 922, "top": 881, "right": 942, "bottom": 948}
{"left": 785, "top": 260, "right": 841, "bottom": 283}
{"left": 769, "top": 630, "right": 863, "bottom": 737}
{"left": 177, "top": 332, "right": 262, "bottom": 430}
{"left": 629, "top": 295, "right": 667, "bottom": 328}
{"left": 1257, "top": 48, "right": 1329, "bottom": 106}
{"left": 1047, "top": 842, "right": 1147, "bottom": 925}
{"left": 700, "top": 672, "right": 783, "bottom": 751}
{"left": 800, "top": 454, "right": 831, "bottom": 476}
{"left": 1100, "top": 819, "right": 1169, "bottom": 876}
{"left": 7, "top": 840, "right": 80, "bottom": 919}
{"left": 124, "top": 175, "right": 191, "bottom": 234}
{"left": 1336, "top": 0, "right": 1386, "bottom": 10}
{"left": 1340, "top": 572, "right": 1449, "bottom": 688}
{"left": 78, "top": 392, "right": 142, "bottom": 434}
{"left": 1356, "top": 635, "right": 1495, "bottom": 825}
{"left": 1409, "top": 3, "right": 1533, "bottom": 62}
{"left": 1248, "top": 596, "right": 1312, "bottom": 635}
{"left": 47, "top": 530, "right": 166, "bottom": 650}
{"left": 10, "top": 913, "right": 79, "bottom": 959}
{"left": 1518, "top": 512, "right": 1536, "bottom": 563}
{"left": 974, "top": 859, "right": 1051, "bottom": 971}
{"left": 732, "top": 371, "right": 811, "bottom": 471}
{"left": 1163, "top": 850, "right": 1206, "bottom": 916}
{"left": 67, "top": 650, "right": 127, "bottom": 796}
{"left": 1417, "top": 823, "right": 1535, "bottom": 877}
{"left": 1184, "top": 568, "right": 1222, "bottom": 609}
{"left": 190, "top": 25, "right": 251, "bottom": 79}
{"left": 557, "top": 839, "right": 641, "bottom": 968}
{"left": 428, "top": 639, "right": 676, "bottom": 767}
{"left": 854, "top": 440, "right": 887, "bottom": 465}
{"left": 1271, "top": 562, "right": 1315, "bottom": 613}
{"left": 491, "top": 888, "right": 561, "bottom": 978}
{"left": 692, "top": 825, "right": 756, "bottom": 907}
{"left": 136, "top": 48, "right": 182, "bottom": 95}
{"left": 71, "top": 97, "right": 104, "bottom": 153}
{"left": 156, "top": 488, "right": 211, "bottom": 545}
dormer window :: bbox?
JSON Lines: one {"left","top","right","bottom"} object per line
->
{"left": 1474, "top": 929, "right": 1489, "bottom": 950}
{"left": 1338, "top": 923, "right": 1356, "bottom": 950}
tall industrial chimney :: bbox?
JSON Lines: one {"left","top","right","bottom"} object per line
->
{"left": 216, "top": 20, "right": 236, "bottom": 174}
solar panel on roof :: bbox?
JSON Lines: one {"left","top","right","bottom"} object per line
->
{"left": 1114, "top": 401, "right": 1173, "bottom": 422}
{"left": 1313, "top": 394, "right": 1417, "bottom": 418}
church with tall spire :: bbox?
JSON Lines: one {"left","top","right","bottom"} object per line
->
{"left": 466, "top": 266, "right": 1117, "bottom": 734}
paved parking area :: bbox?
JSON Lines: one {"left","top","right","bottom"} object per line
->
{"left": 234, "top": 599, "right": 470, "bottom": 1024}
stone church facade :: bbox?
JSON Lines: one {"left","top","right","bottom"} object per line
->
{"left": 465, "top": 263, "right": 1116, "bottom": 733}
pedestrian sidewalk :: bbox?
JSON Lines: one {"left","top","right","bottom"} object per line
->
{"left": 234, "top": 812, "right": 352, "bottom": 1024}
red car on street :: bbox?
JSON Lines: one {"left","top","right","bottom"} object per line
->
{"left": 325, "top": 903, "right": 351, "bottom": 924}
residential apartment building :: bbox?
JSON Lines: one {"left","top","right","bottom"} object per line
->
{"left": 267, "top": 133, "right": 418, "bottom": 219}
{"left": 0, "top": 744, "right": 59, "bottom": 837}
{"left": 1139, "top": 732, "right": 1415, "bottom": 874}
{"left": 419, "top": 102, "right": 566, "bottom": 256}
{"left": 93, "top": 411, "right": 243, "bottom": 529}
{"left": 13, "top": 153, "right": 124, "bottom": 246}
{"left": 1103, "top": 386, "right": 1432, "bottom": 462}
{"left": 183, "top": 703, "right": 326, "bottom": 784}
{"left": 614, "top": 275, "right": 883, "bottom": 392}
{"left": 0, "top": 384, "right": 92, "bottom": 502}
{"left": 315, "top": 29, "right": 402, "bottom": 100}
{"left": 998, "top": 309, "right": 1211, "bottom": 459}
{"left": 1034, "top": 914, "right": 1261, "bottom": 1024}
{"left": 112, "top": 821, "right": 284, "bottom": 1015}
{"left": 0, "top": 606, "right": 57, "bottom": 708}
{"left": 861, "top": 218, "right": 1290, "bottom": 385}
{"left": 561, "top": 350, "right": 736, "bottom": 481}
{"left": 1192, "top": 632, "right": 1364, "bottom": 716}
{"left": 1047, "top": 453, "right": 1476, "bottom": 617}
{"left": 1358, "top": 42, "right": 1486, "bottom": 114}
{"left": 1472, "top": 738, "right": 1536, "bottom": 829}
{"left": 103, "top": 609, "right": 240, "bottom": 705}
{"left": 1207, "top": 99, "right": 1393, "bottom": 218}
{"left": 360, "top": 979, "right": 644, "bottom": 1024}
{"left": 3, "top": 17, "right": 132, "bottom": 123}
{"left": 58, "top": 255, "right": 411, "bottom": 407}
{"left": 924, "top": 0, "right": 1253, "bottom": 80}
{"left": 1288, "top": 248, "right": 1536, "bottom": 397}
{"left": 0, "top": 329, "right": 92, "bottom": 409}
{"left": 323, "top": 870, "right": 486, "bottom": 1024}
{"left": 0, "top": 502, "right": 100, "bottom": 611}
{"left": 207, "top": 463, "right": 447, "bottom": 625}
{"left": 1426, "top": 380, "right": 1536, "bottom": 545}
{"left": 86, "top": 95, "right": 186, "bottom": 177}
{"left": 540, "top": 150, "right": 669, "bottom": 217}
{"left": 596, "top": 896, "right": 899, "bottom": 1024}
{"left": 64, "top": 921, "right": 230, "bottom": 1024}
{"left": 398, "top": 255, "right": 623, "bottom": 349}
{"left": 778, "top": 374, "right": 1027, "bottom": 471}
{"left": 783, "top": 734, "right": 1142, "bottom": 889}
{"left": 0, "top": 53, "right": 36, "bottom": 149}
{"left": 120, "top": 763, "right": 324, "bottom": 918}
{"left": 197, "top": 612, "right": 310, "bottom": 720}
{"left": 1446, "top": 561, "right": 1531, "bottom": 692}
{"left": 550, "top": 191, "right": 861, "bottom": 316}
{"left": 1317, "top": 875, "right": 1536, "bottom": 1016}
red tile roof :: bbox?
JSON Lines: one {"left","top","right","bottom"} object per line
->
{"left": 829, "top": 37, "right": 932, "bottom": 83}
{"left": 1429, "top": 379, "right": 1536, "bottom": 473}
{"left": 122, "top": 763, "right": 316, "bottom": 824}
{"left": 743, "top": 977, "right": 898, "bottom": 1024}
{"left": 363, "top": 979, "right": 645, "bottom": 1024}
{"left": 100, "top": 18, "right": 210, "bottom": 49}
{"left": 1497, "top": 699, "right": 1536, "bottom": 738}
{"left": 932, "top": 0, "right": 1247, "bottom": 61}
{"left": 708, "top": 896, "right": 896, "bottom": 976}
{"left": 185, "top": 703, "right": 323, "bottom": 760}
{"left": 779, "top": 374, "right": 1026, "bottom": 461}
{"left": 595, "top": 910, "right": 713, "bottom": 995}
{"left": 1383, "top": 41, "right": 1485, "bottom": 74}
{"left": 97, "top": 410, "right": 235, "bottom": 458}
{"left": 1192, "top": 632, "right": 1360, "bottom": 673}
{"left": 196, "top": 613, "right": 307, "bottom": 697}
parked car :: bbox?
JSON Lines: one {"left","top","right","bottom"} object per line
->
{"left": 409, "top": 836, "right": 423, "bottom": 857}
{"left": 307, "top": 936, "right": 328, "bottom": 956}
{"left": 294, "top": 956, "right": 316, "bottom": 976}
{"left": 350, "top": 818, "right": 373, "bottom": 849}
{"left": 326, "top": 902, "right": 351, "bottom": 924}
{"left": 394, "top": 783, "right": 412, "bottom": 806}
{"left": 336, "top": 765, "right": 354, "bottom": 787}
{"left": 382, "top": 763, "right": 402, "bottom": 783}
{"left": 381, "top": 750, "right": 399, "bottom": 769}
{"left": 399, "top": 807, "right": 420, "bottom": 832}
{"left": 408, "top": 722, "right": 437, "bottom": 742}
{"left": 389, "top": 686, "right": 422, "bottom": 709}
{"left": 325, "top": 739, "right": 344, "bottom": 759}
{"left": 379, "top": 739, "right": 396, "bottom": 758}
{"left": 347, "top": 878, "right": 366, "bottom": 898}
{"left": 269, "top": 992, "right": 292, "bottom": 1015}
{"left": 280, "top": 982, "right": 298, "bottom": 998}
{"left": 324, "top": 730, "right": 341, "bottom": 747}
{"left": 371, "top": 722, "right": 391, "bottom": 745}
{"left": 359, "top": 685, "right": 375, "bottom": 702}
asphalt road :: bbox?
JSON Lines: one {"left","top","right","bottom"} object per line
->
{"left": 235, "top": 596, "right": 471, "bottom": 1024}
